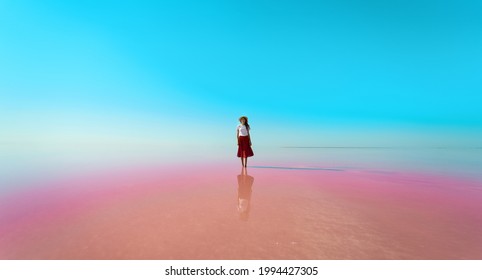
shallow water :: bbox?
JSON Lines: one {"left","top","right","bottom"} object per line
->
{"left": 1, "top": 147, "right": 482, "bottom": 259}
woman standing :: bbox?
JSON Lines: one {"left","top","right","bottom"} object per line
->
{"left": 236, "top": 116, "right": 254, "bottom": 167}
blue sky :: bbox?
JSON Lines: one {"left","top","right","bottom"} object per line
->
{"left": 1, "top": 0, "right": 481, "bottom": 149}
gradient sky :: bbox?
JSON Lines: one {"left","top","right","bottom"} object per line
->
{"left": 1, "top": 0, "right": 481, "bottom": 150}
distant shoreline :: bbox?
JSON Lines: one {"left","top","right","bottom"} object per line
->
{"left": 280, "top": 146, "right": 482, "bottom": 149}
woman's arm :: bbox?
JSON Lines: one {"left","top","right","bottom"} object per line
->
{"left": 248, "top": 129, "right": 252, "bottom": 146}
{"left": 236, "top": 129, "right": 239, "bottom": 145}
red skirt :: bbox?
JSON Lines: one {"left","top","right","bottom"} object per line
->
{"left": 237, "top": 136, "right": 254, "bottom": 158}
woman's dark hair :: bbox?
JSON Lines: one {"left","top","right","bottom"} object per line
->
{"left": 239, "top": 116, "right": 250, "bottom": 131}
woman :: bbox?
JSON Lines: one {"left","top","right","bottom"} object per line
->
{"left": 236, "top": 116, "right": 254, "bottom": 167}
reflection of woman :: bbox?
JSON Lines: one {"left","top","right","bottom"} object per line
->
{"left": 237, "top": 166, "right": 254, "bottom": 221}
{"left": 236, "top": 116, "right": 254, "bottom": 167}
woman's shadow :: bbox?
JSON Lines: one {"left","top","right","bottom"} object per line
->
{"left": 237, "top": 167, "right": 254, "bottom": 221}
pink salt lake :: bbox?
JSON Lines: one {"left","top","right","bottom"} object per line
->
{"left": 1, "top": 148, "right": 482, "bottom": 259}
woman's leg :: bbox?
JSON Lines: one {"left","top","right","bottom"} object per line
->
{"left": 240, "top": 157, "right": 244, "bottom": 167}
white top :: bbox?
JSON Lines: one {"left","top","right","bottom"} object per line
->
{"left": 237, "top": 124, "right": 249, "bottom": 136}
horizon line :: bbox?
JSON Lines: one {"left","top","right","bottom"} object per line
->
{"left": 280, "top": 146, "right": 482, "bottom": 149}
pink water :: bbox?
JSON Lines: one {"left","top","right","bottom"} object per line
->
{"left": 1, "top": 150, "right": 482, "bottom": 259}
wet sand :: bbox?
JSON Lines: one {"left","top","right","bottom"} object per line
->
{"left": 1, "top": 160, "right": 482, "bottom": 259}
